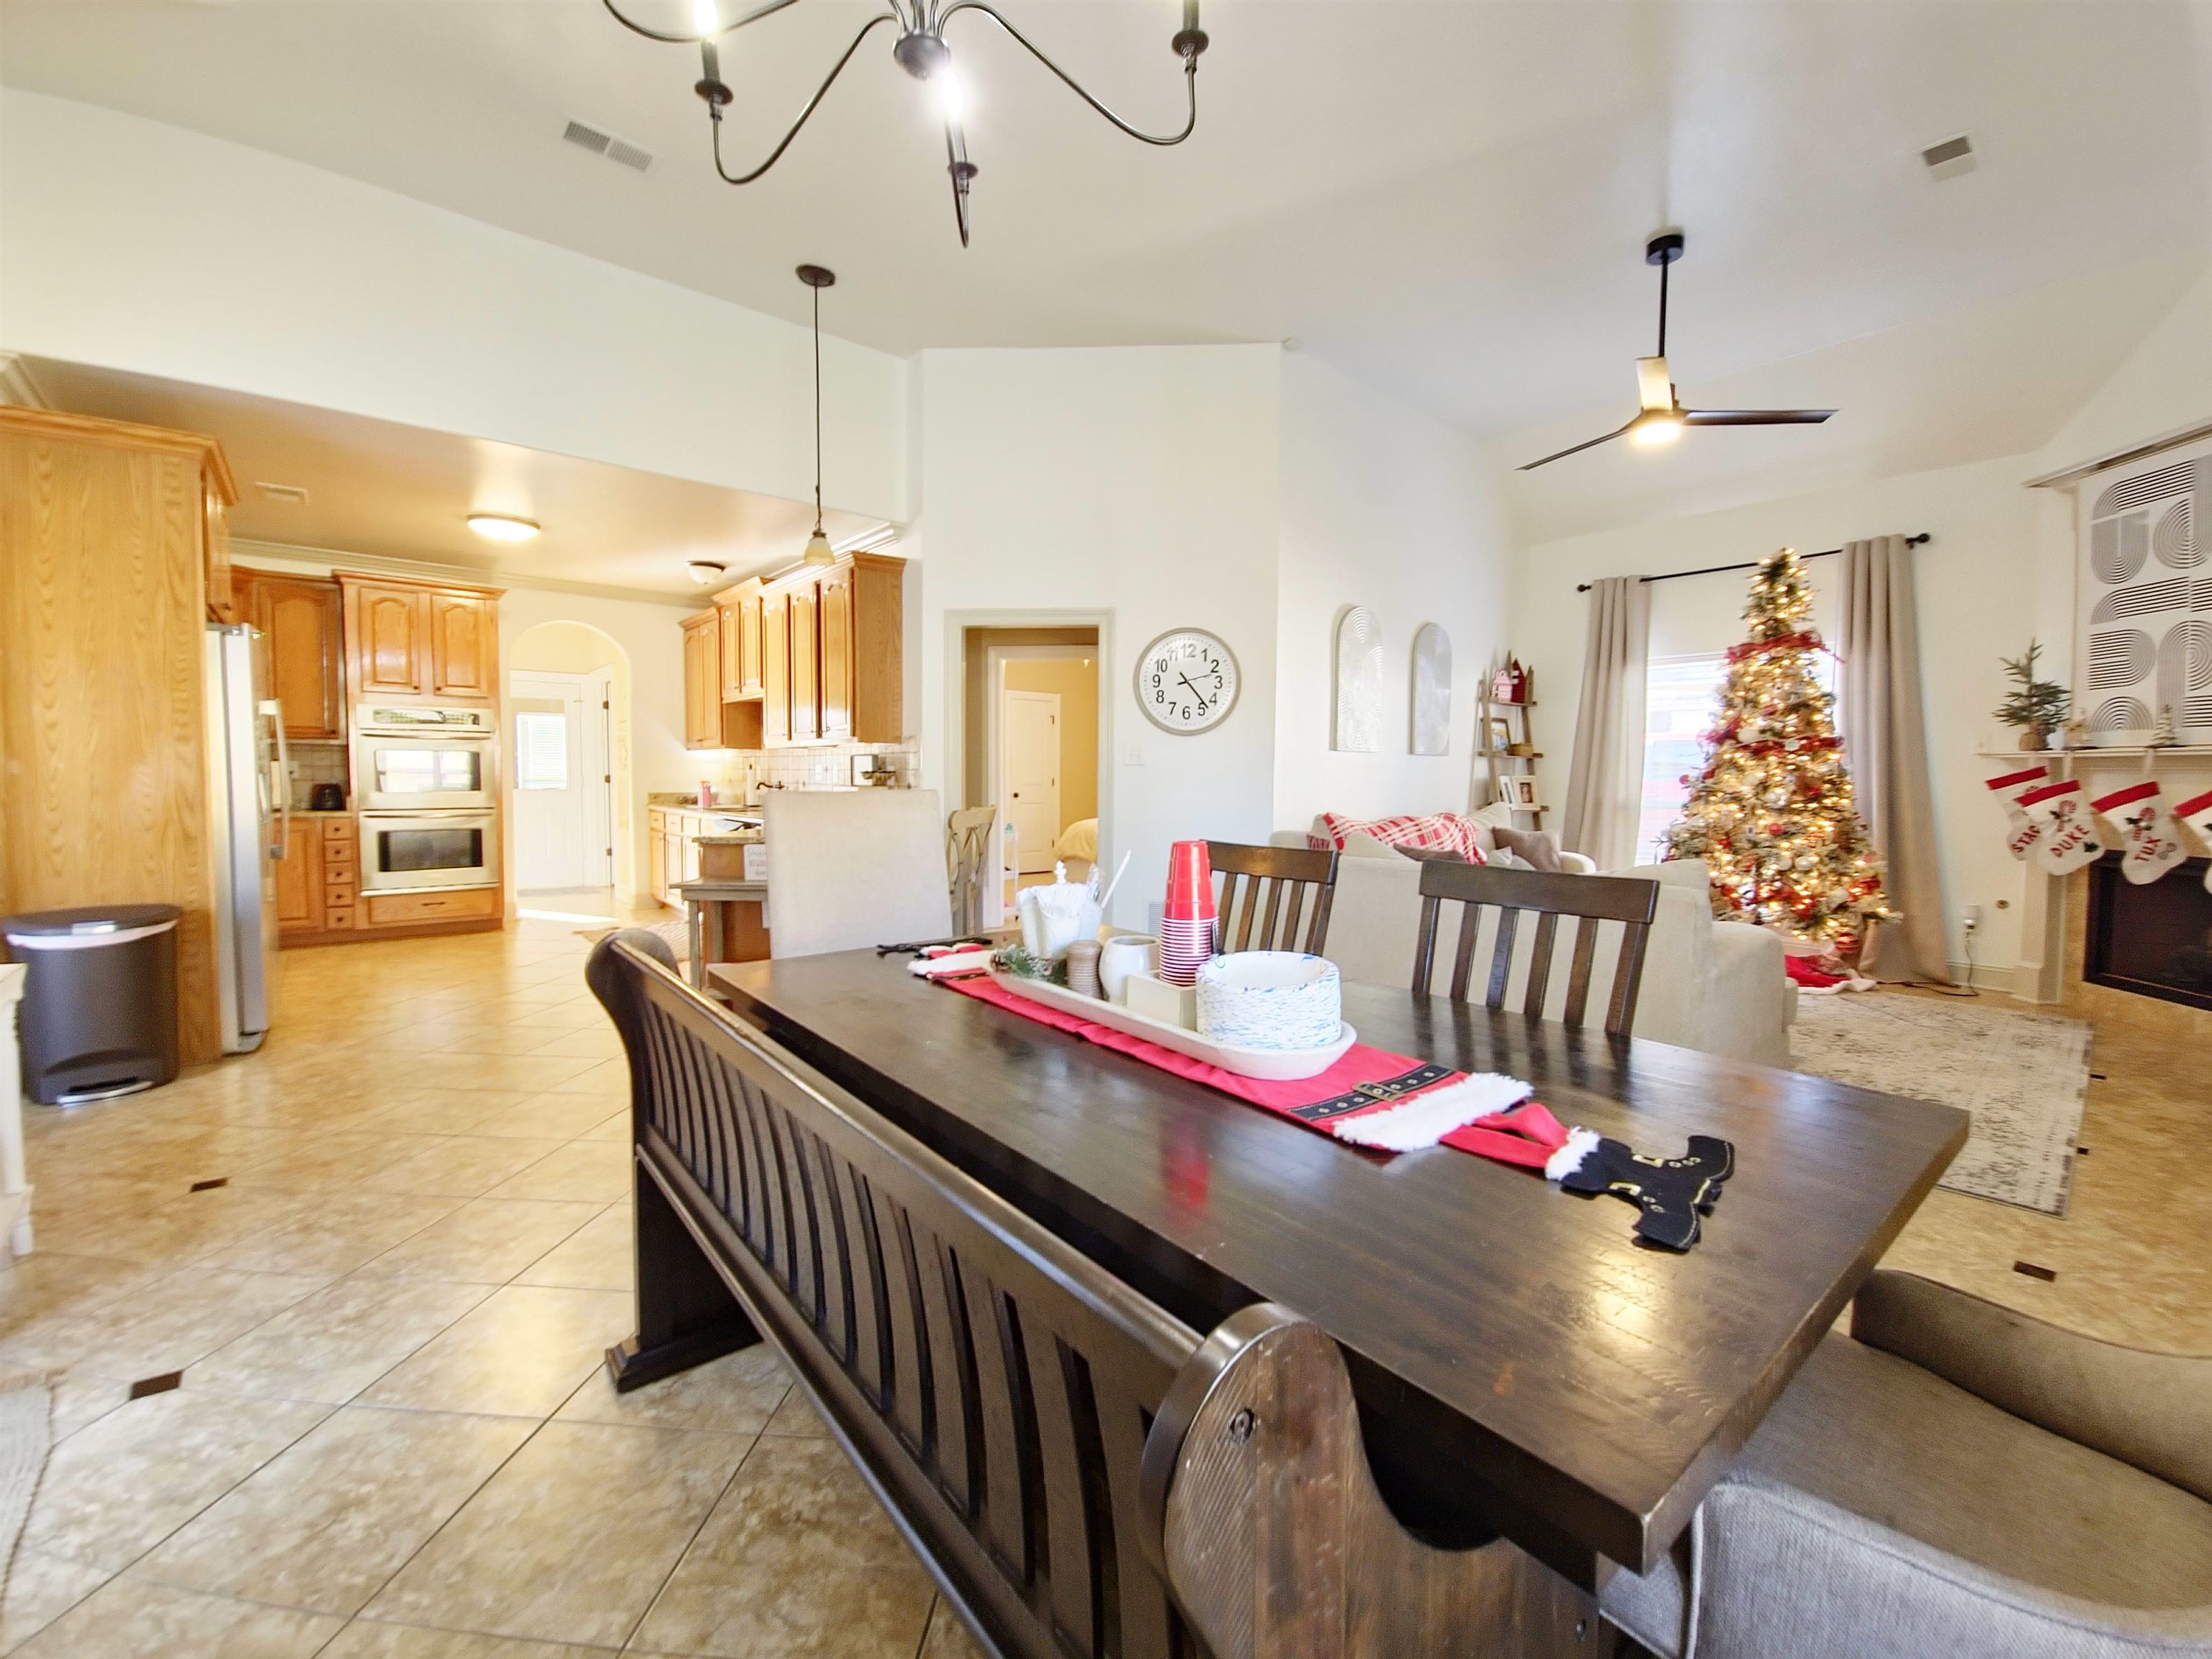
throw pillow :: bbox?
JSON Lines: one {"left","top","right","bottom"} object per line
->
{"left": 1490, "top": 825, "right": 1563, "bottom": 872}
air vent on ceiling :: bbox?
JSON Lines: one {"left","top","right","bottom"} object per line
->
{"left": 1921, "top": 133, "right": 1977, "bottom": 182}
{"left": 563, "top": 119, "right": 654, "bottom": 174}
{"left": 256, "top": 481, "right": 310, "bottom": 505}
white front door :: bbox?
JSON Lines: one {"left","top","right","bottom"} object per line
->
{"left": 1002, "top": 688, "right": 1061, "bottom": 875}
{"left": 512, "top": 671, "right": 606, "bottom": 892}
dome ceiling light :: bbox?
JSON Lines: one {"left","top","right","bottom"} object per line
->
{"left": 467, "top": 513, "right": 541, "bottom": 541}
{"left": 603, "top": 0, "right": 1210, "bottom": 247}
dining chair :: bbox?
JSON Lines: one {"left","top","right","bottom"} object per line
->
{"left": 945, "top": 805, "right": 998, "bottom": 933}
{"left": 765, "top": 789, "right": 952, "bottom": 958}
{"left": 1411, "top": 860, "right": 1660, "bottom": 1036}
{"left": 1207, "top": 840, "right": 1341, "bottom": 955}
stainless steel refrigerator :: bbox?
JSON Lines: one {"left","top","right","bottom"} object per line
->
{"left": 206, "top": 623, "right": 282, "bottom": 1053}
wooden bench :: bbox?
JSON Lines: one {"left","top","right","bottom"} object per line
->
{"left": 587, "top": 931, "right": 1610, "bottom": 1659}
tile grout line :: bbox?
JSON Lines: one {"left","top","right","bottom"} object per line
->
{"left": 616, "top": 1411, "right": 780, "bottom": 1655}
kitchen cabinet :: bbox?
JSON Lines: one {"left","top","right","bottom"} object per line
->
{"left": 275, "top": 817, "right": 323, "bottom": 937}
{"left": 338, "top": 575, "right": 503, "bottom": 705}
{"left": 743, "top": 553, "right": 904, "bottom": 749}
{"left": 649, "top": 809, "right": 667, "bottom": 907}
{"left": 320, "top": 816, "right": 358, "bottom": 932}
{"left": 204, "top": 480, "right": 235, "bottom": 624}
{"left": 683, "top": 609, "right": 763, "bottom": 750}
{"left": 243, "top": 570, "right": 345, "bottom": 740}
{"left": 788, "top": 582, "right": 820, "bottom": 745}
{"left": 718, "top": 580, "right": 765, "bottom": 701}
{"left": 760, "top": 588, "right": 791, "bottom": 747}
{"left": 815, "top": 562, "right": 854, "bottom": 744}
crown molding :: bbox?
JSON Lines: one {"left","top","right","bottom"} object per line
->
{"left": 0, "top": 356, "right": 53, "bottom": 410}
{"left": 2024, "top": 415, "right": 2212, "bottom": 490}
{"left": 230, "top": 537, "right": 701, "bottom": 610}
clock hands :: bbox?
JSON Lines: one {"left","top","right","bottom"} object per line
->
{"left": 1176, "top": 672, "right": 1211, "bottom": 711}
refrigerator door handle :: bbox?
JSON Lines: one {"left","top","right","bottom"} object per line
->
{"left": 263, "top": 700, "right": 291, "bottom": 860}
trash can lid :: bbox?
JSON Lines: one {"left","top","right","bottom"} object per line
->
{"left": 3, "top": 904, "right": 182, "bottom": 939}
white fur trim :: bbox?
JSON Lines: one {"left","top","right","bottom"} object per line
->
{"left": 1544, "top": 1128, "right": 1602, "bottom": 1182}
{"left": 1328, "top": 1073, "right": 1532, "bottom": 1152}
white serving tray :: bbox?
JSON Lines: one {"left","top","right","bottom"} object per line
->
{"left": 986, "top": 968, "right": 1356, "bottom": 1082}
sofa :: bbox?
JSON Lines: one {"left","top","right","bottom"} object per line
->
{"left": 1270, "top": 832, "right": 1795, "bottom": 1066}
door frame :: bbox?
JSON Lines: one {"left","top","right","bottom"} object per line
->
{"left": 509, "top": 667, "right": 614, "bottom": 892}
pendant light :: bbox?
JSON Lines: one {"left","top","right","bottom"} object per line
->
{"left": 799, "top": 263, "right": 836, "bottom": 567}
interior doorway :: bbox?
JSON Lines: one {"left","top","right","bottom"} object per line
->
{"left": 511, "top": 668, "right": 614, "bottom": 892}
{"left": 1002, "top": 688, "right": 1062, "bottom": 874}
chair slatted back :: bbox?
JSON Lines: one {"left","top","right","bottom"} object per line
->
{"left": 590, "top": 937, "right": 1205, "bottom": 1659}
{"left": 1206, "top": 841, "right": 1340, "bottom": 956}
{"left": 1410, "top": 861, "right": 1660, "bottom": 1037}
{"left": 947, "top": 805, "right": 999, "bottom": 934}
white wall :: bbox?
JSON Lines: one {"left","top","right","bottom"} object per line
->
{"left": 0, "top": 91, "right": 911, "bottom": 522}
{"left": 2037, "top": 264, "right": 2212, "bottom": 476}
{"left": 1272, "top": 354, "right": 1517, "bottom": 831}
{"left": 908, "top": 346, "right": 1284, "bottom": 927}
{"left": 1517, "top": 454, "right": 2074, "bottom": 985}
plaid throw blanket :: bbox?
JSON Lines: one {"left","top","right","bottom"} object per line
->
{"left": 1313, "top": 811, "right": 1489, "bottom": 863}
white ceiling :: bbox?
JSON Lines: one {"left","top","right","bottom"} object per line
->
{"left": 22, "top": 359, "right": 886, "bottom": 598}
{"left": 7, "top": 1, "right": 2212, "bottom": 537}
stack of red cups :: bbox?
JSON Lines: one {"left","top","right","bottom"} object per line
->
{"left": 1158, "top": 840, "right": 1217, "bottom": 986}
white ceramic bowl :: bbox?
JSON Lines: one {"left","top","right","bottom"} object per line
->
{"left": 1194, "top": 952, "right": 1343, "bottom": 1051}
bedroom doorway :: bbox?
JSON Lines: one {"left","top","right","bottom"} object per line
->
{"left": 959, "top": 626, "right": 1102, "bottom": 909}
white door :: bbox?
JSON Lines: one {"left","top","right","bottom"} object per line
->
{"left": 1002, "top": 689, "right": 1061, "bottom": 875}
{"left": 512, "top": 671, "right": 609, "bottom": 892}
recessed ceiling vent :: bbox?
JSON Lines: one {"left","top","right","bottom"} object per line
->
{"left": 563, "top": 119, "right": 653, "bottom": 173}
{"left": 1921, "top": 133, "right": 1977, "bottom": 182}
{"left": 255, "top": 481, "right": 309, "bottom": 505}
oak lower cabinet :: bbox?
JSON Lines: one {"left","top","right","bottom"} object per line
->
{"left": 275, "top": 818, "right": 323, "bottom": 938}
{"left": 339, "top": 575, "right": 503, "bottom": 705}
{"left": 242, "top": 570, "right": 345, "bottom": 740}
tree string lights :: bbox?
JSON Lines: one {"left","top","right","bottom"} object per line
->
{"left": 1663, "top": 548, "right": 1900, "bottom": 952}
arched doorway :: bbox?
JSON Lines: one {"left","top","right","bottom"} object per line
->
{"left": 509, "top": 621, "right": 637, "bottom": 905}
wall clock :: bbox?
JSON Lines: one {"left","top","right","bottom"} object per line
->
{"left": 1134, "top": 628, "right": 1240, "bottom": 734}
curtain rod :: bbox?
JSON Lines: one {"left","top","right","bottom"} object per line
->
{"left": 1575, "top": 533, "right": 1930, "bottom": 593}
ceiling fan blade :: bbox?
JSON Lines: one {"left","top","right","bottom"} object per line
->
{"left": 1635, "top": 356, "right": 1673, "bottom": 413}
{"left": 1680, "top": 408, "right": 1836, "bottom": 426}
{"left": 1517, "top": 419, "right": 1638, "bottom": 472}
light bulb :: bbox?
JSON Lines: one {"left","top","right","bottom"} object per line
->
{"left": 1630, "top": 411, "right": 1683, "bottom": 447}
{"left": 936, "top": 67, "right": 969, "bottom": 122}
{"left": 693, "top": 0, "right": 718, "bottom": 33}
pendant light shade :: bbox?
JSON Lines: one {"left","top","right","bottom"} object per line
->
{"left": 799, "top": 263, "right": 837, "bottom": 567}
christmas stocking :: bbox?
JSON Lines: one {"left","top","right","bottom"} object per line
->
{"left": 2177, "top": 789, "right": 2212, "bottom": 891}
{"left": 1986, "top": 765, "right": 2051, "bottom": 862}
{"left": 2090, "top": 782, "right": 2188, "bottom": 885}
{"left": 2018, "top": 780, "right": 2105, "bottom": 876}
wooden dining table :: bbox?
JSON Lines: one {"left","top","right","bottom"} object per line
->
{"left": 710, "top": 950, "right": 1966, "bottom": 1583}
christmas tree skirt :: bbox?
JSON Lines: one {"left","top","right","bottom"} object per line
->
{"left": 1788, "top": 994, "right": 2091, "bottom": 1215}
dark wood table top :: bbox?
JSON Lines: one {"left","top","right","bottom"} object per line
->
{"left": 711, "top": 952, "right": 1966, "bottom": 1575}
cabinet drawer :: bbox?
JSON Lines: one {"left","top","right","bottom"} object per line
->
{"left": 363, "top": 887, "right": 500, "bottom": 927}
{"left": 324, "top": 878, "right": 357, "bottom": 900}
{"left": 320, "top": 843, "right": 356, "bottom": 868}
{"left": 322, "top": 907, "right": 355, "bottom": 932}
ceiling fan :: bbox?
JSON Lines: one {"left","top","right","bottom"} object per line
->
{"left": 1519, "top": 232, "right": 1835, "bottom": 471}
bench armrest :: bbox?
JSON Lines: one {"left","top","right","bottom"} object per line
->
{"left": 1853, "top": 1270, "right": 2212, "bottom": 1503}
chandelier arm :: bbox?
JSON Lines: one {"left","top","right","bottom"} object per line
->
{"left": 601, "top": 0, "right": 804, "bottom": 45}
{"left": 940, "top": 0, "right": 1200, "bottom": 146}
{"left": 709, "top": 12, "right": 899, "bottom": 186}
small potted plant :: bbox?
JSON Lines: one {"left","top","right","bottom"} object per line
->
{"left": 1995, "top": 640, "right": 2069, "bottom": 752}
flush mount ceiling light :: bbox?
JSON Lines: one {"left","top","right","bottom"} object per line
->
{"left": 1519, "top": 232, "right": 1838, "bottom": 471}
{"left": 688, "top": 559, "right": 729, "bottom": 585}
{"left": 604, "top": 0, "right": 1210, "bottom": 246}
{"left": 799, "top": 263, "right": 837, "bottom": 567}
{"left": 467, "top": 513, "right": 541, "bottom": 542}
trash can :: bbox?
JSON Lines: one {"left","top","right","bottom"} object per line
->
{"left": 2, "top": 904, "right": 181, "bottom": 1105}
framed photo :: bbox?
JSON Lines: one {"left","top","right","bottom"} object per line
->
{"left": 1503, "top": 774, "right": 1539, "bottom": 809}
{"left": 1485, "top": 714, "right": 1513, "bottom": 755}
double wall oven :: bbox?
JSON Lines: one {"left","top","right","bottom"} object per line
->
{"left": 354, "top": 704, "right": 499, "bottom": 894}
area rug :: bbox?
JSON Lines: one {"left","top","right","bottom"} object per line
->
{"left": 1789, "top": 993, "right": 2092, "bottom": 1215}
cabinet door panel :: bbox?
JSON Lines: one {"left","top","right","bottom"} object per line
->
{"left": 353, "top": 583, "right": 428, "bottom": 697}
{"left": 718, "top": 598, "right": 747, "bottom": 701}
{"left": 788, "top": 585, "right": 819, "bottom": 745}
{"left": 761, "top": 589, "right": 791, "bottom": 747}
{"left": 252, "top": 575, "right": 344, "bottom": 739}
{"left": 816, "top": 566, "right": 853, "bottom": 745}
{"left": 204, "top": 484, "right": 235, "bottom": 623}
{"left": 274, "top": 819, "right": 323, "bottom": 936}
{"left": 428, "top": 592, "right": 497, "bottom": 701}
{"left": 738, "top": 591, "right": 764, "bottom": 697}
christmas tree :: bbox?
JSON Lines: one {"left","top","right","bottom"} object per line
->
{"left": 1663, "top": 548, "right": 1899, "bottom": 951}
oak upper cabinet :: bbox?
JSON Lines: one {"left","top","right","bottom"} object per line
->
{"left": 427, "top": 590, "right": 499, "bottom": 701}
{"left": 274, "top": 817, "right": 323, "bottom": 938}
{"left": 682, "top": 611, "right": 718, "bottom": 749}
{"left": 760, "top": 588, "right": 791, "bottom": 747}
{"left": 345, "top": 580, "right": 430, "bottom": 698}
{"left": 243, "top": 571, "right": 344, "bottom": 740}
{"left": 717, "top": 579, "right": 765, "bottom": 701}
{"left": 204, "top": 480, "right": 236, "bottom": 623}
{"left": 787, "top": 581, "right": 820, "bottom": 745}
{"left": 815, "top": 562, "right": 855, "bottom": 745}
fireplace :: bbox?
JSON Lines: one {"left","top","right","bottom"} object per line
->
{"left": 2084, "top": 853, "right": 2212, "bottom": 1012}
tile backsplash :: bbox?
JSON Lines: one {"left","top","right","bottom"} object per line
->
{"left": 286, "top": 742, "right": 349, "bottom": 809}
{"left": 704, "top": 740, "right": 919, "bottom": 797}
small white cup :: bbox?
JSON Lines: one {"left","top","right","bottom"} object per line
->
{"left": 1097, "top": 935, "right": 1159, "bottom": 1004}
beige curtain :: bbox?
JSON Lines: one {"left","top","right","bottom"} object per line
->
{"left": 1837, "top": 536, "right": 1950, "bottom": 983}
{"left": 1560, "top": 576, "right": 1651, "bottom": 872}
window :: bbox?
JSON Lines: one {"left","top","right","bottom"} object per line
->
{"left": 1637, "top": 648, "right": 1841, "bottom": 865}
{"left": 515, "top": 711, "right": 569, "bottom": 791}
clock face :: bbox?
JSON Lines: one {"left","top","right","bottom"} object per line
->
{"left": 1136, "top": 629, "right": 1239, "bottom": 734}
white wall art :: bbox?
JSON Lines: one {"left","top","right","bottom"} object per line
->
{"left": 2077, "top": 445, "right": 2212, "bottom": 743}
{"left": 1333, "top": 607, "right": 1385, "bottom": 752}
{"left": 1410, "top": 622, "right": 1452, "bottom": 755}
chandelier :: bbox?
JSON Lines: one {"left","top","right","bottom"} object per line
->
{"left": 603, "top": 0, "right": 1210, "bottom": 246}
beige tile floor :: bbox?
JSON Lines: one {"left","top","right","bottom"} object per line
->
{"left": 0, "top": 907, "right": 985, "bottom": 1658}
{"left": 5, "top": 909, "right": 2203, "bottom": 1657}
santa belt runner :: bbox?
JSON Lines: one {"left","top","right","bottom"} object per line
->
{"left": 938, "top": 971, "right": 1735, "bottom": 1249}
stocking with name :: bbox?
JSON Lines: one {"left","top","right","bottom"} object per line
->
{"left": 2177, "top": 789, "right": 2212, "bottom": 891}
{"left": 2017, "top": 779, "right": 2105, "bottom": 876}
{"left": 2090, "top": 782, "right": 2188, "bottom": 884}
{"left": 1985, "top": 765, "right": 2051, "bottom": 862}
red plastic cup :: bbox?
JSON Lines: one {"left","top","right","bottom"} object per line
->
{"left": 1164, "top": 840, "right": 1215, "bottom": 922}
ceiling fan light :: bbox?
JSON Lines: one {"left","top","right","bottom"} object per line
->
{"left": 1629, "top": 411, "right": 1683, "bottom": 448}
{"left": 1635, "top": 356, "right": 1674, "bottom": 413}
{"left": 467, "top": 513, "right": 541, "bottom": 541}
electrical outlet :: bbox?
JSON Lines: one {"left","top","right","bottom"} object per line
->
{"left": 1123, "top": 744, "right": 1145, "bottom": 768}
{"left": 1959, "top": 905, "right": 1982, "bottom": 934}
